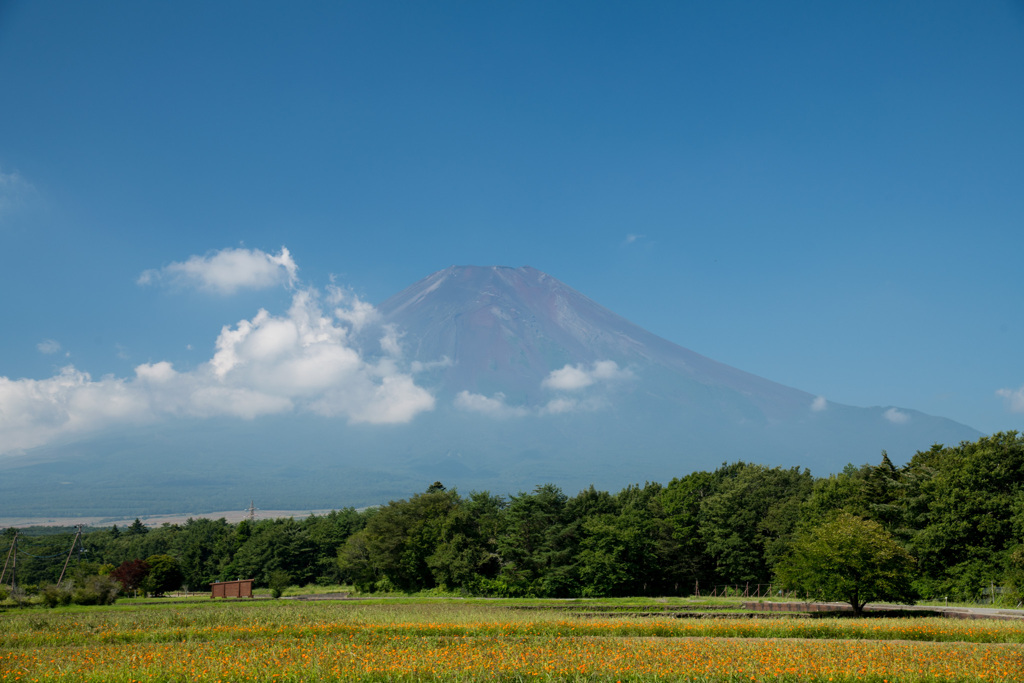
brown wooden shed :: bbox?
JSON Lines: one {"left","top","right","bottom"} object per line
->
{"left": 210, "top": 579, "right": 254, "bottom": 598}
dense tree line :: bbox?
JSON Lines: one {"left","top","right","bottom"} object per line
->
{"left": 4, "top": 432, "right": 1023, "bottom": 604}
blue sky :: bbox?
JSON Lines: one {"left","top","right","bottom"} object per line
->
{"left": 1, "top": 0, "right": 1022, "bottom": 455}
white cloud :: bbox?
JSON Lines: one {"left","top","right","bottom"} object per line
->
{"left": 327, "top": 283, "right": 381, "bottom": 332}
{"left": 542, "top": 395, "right": 610, "bottom": 415}
{"left": 454, "top": 391, "right": 529, "bottom": 418}
{"left": 456, "top": 359, "right": 631, "bottom": 419}
{"left": 542, "top": 397, "right": 580, "bottom": 415}
{"left": 996, "top": 385, "right": 1024, "bottom": 413}
{"left": 37, "top": 339, "right": 61, "bottom": 355}
{"left": 810, "top": 395, "right": 827, "bottom": 412}
{"left": 542, "top": 360, "right": 633, "bottom": 391}
{"left": 138, "top": 246, "right": 298, "bottom": 294}
{"left": 0, "top": 367, "right": 150, "bottom": 453}
{"left": 0, "top": 284, "right": 435, "bottom": 457}
{"left": 883, "top": 407, "right": 910, "bottom": 424}
{"left": 623, "top": 233, "right": 643, "bottom": 246}
{"left": 379, "top": 324, "right": 403, "bottom": 357}
{"left": 456, "top": 360, "right": 632, "bottom": 419}
{"left": 410, "top": 357, "right": 453, "bottom": 373}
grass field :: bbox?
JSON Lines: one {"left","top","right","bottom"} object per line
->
{"left": 2, "top": 598, "right": 1022, "bottom": 682}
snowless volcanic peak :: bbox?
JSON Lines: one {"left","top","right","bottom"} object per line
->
{"left": 380, "top": 265, "right": 643, "bottom": 362}
{"left": 379, "top": 265, "right": 814, "bottom": 414}
{"left": 379, "top": 265, "right": 608, "bottom": 401}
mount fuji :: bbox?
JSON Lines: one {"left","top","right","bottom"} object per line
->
{"left": 374, "top": 265, "right": 978, "bottom": 481}
{"left": 0, "top": 265, "right": 980, "bottom": 518}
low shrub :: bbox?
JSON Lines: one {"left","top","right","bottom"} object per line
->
{"left": 268, "top": 570, "right": 291, "bottom": 599}
{"left": 72, "top": 575, "right": 119, "bottom": 605}
{"left": 40, "top": 576, "right": 119, "bottom": 607}
{"left": 39, "top": 582, "right": 74, "bottom": 608}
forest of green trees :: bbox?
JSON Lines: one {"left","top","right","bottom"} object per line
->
{"left": 4, "top": 432, "right": 1023, "bottom": 605}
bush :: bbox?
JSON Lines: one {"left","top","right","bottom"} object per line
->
{"left": 39, "top": 576, "right": 118, "bottom": 607}
{"left": 40, "top": 582, "right": 74, "bottom": 608}
{"left": 72, "top": 575, "right": 119, "bottom": 605}
{"left": 268, "top": 569, "right": 291, "bottom": 599}
{"left": 6, "top": 587, "right": 31, "bottom": 607}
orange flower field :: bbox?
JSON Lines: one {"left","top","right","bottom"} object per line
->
{"left": 2, "top": 600, "right": 1022, "bottom": 682}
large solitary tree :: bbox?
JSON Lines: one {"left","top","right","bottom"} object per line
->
{"left": 775, "top": 512, "right": 917, "bottom": 615}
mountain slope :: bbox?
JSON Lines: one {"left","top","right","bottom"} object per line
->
{"left": 375, "top": 265, "right": 979, "bottom": 481}
{"left": 380, "top": 265, "right": 812, "bottom": 414}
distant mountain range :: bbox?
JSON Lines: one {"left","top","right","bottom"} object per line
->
{"left": 0, "top": 266, "right": 980, "bottom": 519}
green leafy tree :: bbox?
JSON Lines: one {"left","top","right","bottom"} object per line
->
{"left": 497, "top": 484, "right": 578, "bottom": 597}
{"left": 303, "top": 508, "right": 365, "bottom": 585}
{"left": 904, "top": 432, "right": 1024, "bottom": 599}
{"left": 173, "top": 517, "right": 236, "bottom": 590}
{"left": 141, "top": 554, "right": 183, "bottom": 596}
{"left": 699, "top": 464, "right": 813, "bottom": 584}
{"left": 660, "top": 469, "right": 728, "bottom": 591}
{"left": 775, "top": 512, "right": 918, "bottom": 615}
{"left": 225, "top": 518, "right": 318, "bottom": 587}
{"left": 576, "top": 483, "right": 681, "bottom": 597}
{"left": 337, "top": 486, "right": 459, "bottom": 592}
{"left": 427, "top": 491, "right": 506, "bottom": 593}
{"left": 337, "top": 527, "right": 377, "bottom": 592}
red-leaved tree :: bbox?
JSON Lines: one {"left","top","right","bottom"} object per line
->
{"left": 110, "top": 559, "right": 150, "bottom": 594}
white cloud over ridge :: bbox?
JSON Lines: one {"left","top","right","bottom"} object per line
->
{"left": 456, "top": 360, "right": 632, "bottom": 418}
{"left": 810, "top": 395, "right": 827, "bottom": 412}
{"left": 138, "top": 246, "right": 298, "bottom": 294}
{"left": 0, "top": 264, "right": 435, "bottom": 457}
{"left": 996, "top": 385, "right": 1024, "bottom": 413}
{"left": 454, "top": 391, "right": 529, "bottom": 418}
{"left": 454, "top": 391, "right": 609, "bottom": 418}
{"left": 542, "top": 360, "right": 632, "bottom": 391}
{"left": 884, "top": 407, "right": 910, "bottom": 424}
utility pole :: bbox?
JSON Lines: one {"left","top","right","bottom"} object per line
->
{"left": 1, "top": 531, "right": 16, "bottom": 587}
{"left": 58, "top": 525, "right": 83, "bottom": 584}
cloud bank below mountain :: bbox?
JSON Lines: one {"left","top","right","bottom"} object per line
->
{"left": 0, "top": 247, "right": 435, "bottom": 457}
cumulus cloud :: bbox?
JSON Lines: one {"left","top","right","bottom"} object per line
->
{"left": 810, "top": 395, "right": 827, "bottom": 412}
{"left": 0, "top": 285, "right": 435, "bottom": 457}
{"left": 542, "top": 360, "right": 633, "bottom": 391}
{"left": 138, "top": 246, "right": 298, "bottom": 294}
{"left": 0, "top": 367, "right": 150, "bottom": 453}
{"left": 996, "top": 385, "right": 1024, "bottom": 413}
{"left": 327, "top": 283, "right": 381, "bottom": 332}
{"left": 454, "top": 391, "right": 529, "bottom": 418}
{"left": 456, "top": 360, "right": 631, "bottom": 418}
{"left": 883, "top": 407, "right": 910, "bottom": 424}
{"left": 37, "top": 339, "right": 62, "bottom": 355}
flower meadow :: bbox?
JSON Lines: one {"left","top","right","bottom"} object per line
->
{"left": 2, "top": 600, "right": 1022, "bottom": 682}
